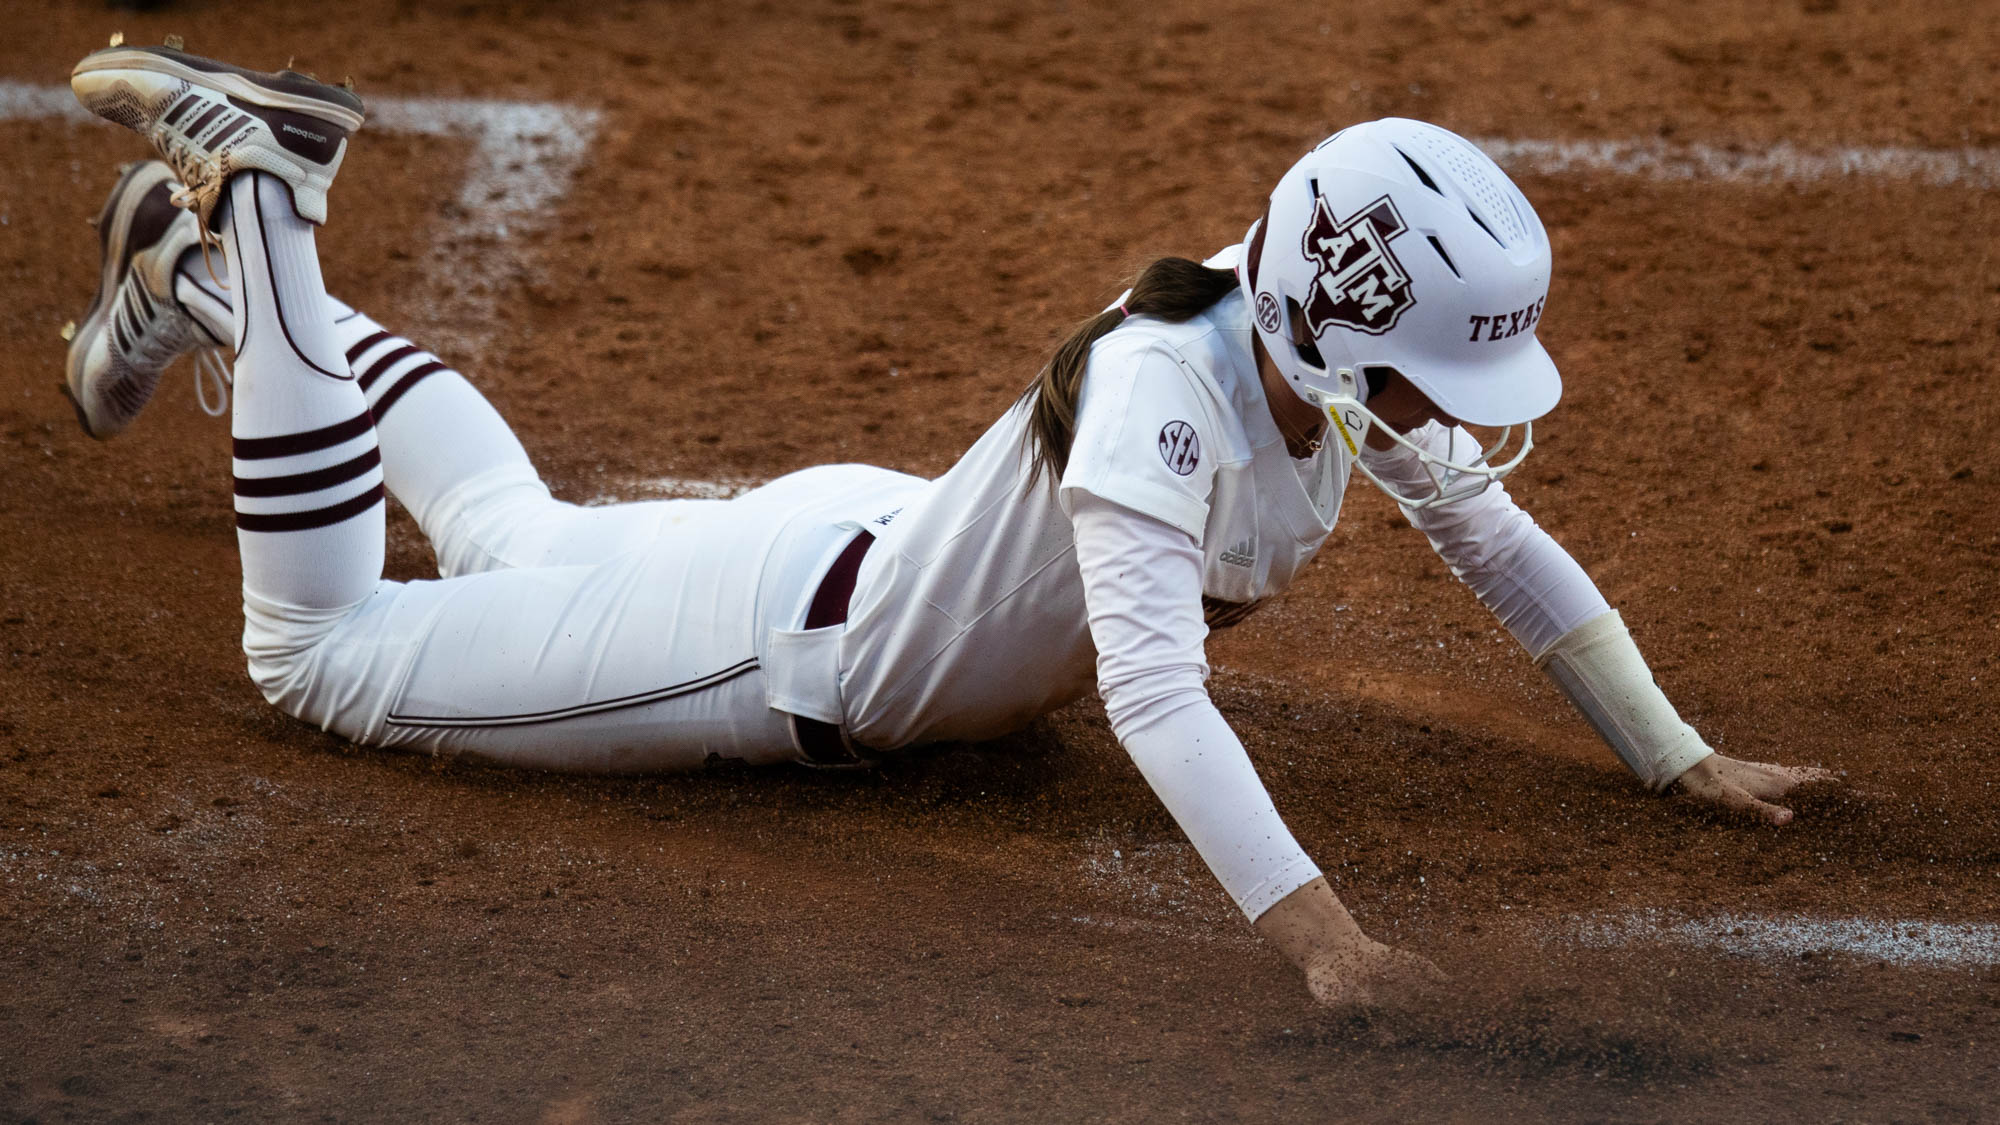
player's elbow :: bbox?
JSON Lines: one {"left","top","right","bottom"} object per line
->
{"left": 1431, "top": 504, "right": 1540, "bottom": 582}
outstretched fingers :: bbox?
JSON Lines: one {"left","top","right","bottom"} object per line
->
{"left": 1741, "top": 791, "right": 1795, "bottom": 826}
{"left": 1734, "top": 760, "right": 1841, "bottom": 800}
{"left": 1702, "top": 772, "right": 1794, "bottom": 824}
{"left": 1379, "top": 946, "right": 1449, "bottom": 994}
{"left": 1675, "top": 754, "right": 1842, "bottom": 825}
{"left": 1305, "top": 941, "right": 1447, "bottom": 1008}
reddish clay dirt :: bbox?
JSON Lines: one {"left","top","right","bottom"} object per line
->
{"left": 4, "top": 1, "right": 1998, "bottom": 1120}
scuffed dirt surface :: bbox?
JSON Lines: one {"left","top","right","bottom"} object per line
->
{"left": 3, "top": 0, "right": 1997, "bottom": 1120}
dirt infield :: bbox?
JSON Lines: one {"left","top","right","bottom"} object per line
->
{"left": 4, "top": 0, "right": 1998, "bottom": 1120}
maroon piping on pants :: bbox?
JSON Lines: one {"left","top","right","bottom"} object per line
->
{"left": 791, "top": 530, "right": 874, "bottom": 765}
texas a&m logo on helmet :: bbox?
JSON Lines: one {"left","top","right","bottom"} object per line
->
{"left": 1298, "top": 194, "right": 1416, "bottom": 337}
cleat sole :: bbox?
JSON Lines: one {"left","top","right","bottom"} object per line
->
{"left": 73, "top": 46, "right": 364, "bottom": 132}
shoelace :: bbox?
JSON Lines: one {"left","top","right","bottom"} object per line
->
{"left": 163, "top": 166, "right": 234, "bottom": 414}
{"left": 193, "top": 347, "right": 232, "bottom": 417}
{"left": 167, "top": 179, "right": 231, "bottom": 292}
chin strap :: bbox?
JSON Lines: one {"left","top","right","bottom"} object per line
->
{"left": 1306, "top": 372, "right": 1534, "bottom": 511}
{"left": 1535, "top": 610, "right": 1715, "bottom": 792}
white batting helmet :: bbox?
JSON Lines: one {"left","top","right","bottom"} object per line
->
{"left": 1239, "top": 119, "right": 1559, "bottom": 506}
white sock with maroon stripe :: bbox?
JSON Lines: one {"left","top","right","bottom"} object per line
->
{"left": 332, "top": 313, "right": 541, "bottom": 537}
{"left": 175, "top": 246, "right": 541, "bottom": 550}
{"left": 221, "top": 172, "right": 384, "bottom": 611}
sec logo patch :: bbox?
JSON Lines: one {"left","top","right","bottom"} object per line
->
{"left": 1157, "top": 421, "right": 1200, "bottom": 476}
{"left": 1255, "top": 292, "right": 1283, "bottom": 334}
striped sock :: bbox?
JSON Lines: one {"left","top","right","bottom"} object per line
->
{"left": 175, "top": 267, "right": 441, "bottom": 427}
{"left": 178, "top": 235, "right": 543, "bottom": 565}
{"left": 221, "top": 172, "right": 384, "bottom": 612}
{"left": 336, "top": 314, "right": 452, "bottom": 425}
{"left": 322, "top": 311, "right": 543, "bottom": 551}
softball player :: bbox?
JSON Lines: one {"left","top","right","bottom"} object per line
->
{"left": 63, "top": 44, "right": 1831, "bottom": 1006}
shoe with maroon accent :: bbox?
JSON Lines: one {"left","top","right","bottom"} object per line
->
{"left": 70, "top": 42, "right": 365, "bottom": 230}
{"left": 61, "top": 161, "right": 230, "bottom": 439}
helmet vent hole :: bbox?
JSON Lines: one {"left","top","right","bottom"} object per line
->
{"left": 1426, "top": 234, "right": 1461, "bottom": 278}
{"left": 1306, "top": 176, "right": 1321, "bottom": 198}
{"left": 1464, "top": 206, "right": 1502, "bottom": 246}
{"left": 1393, "top": 147, "right": 1444, "bottom": 196}
{"left": 1283, "top": 297, "right": 1326, "bottom": 371}
{"left": 1296, "top": 336, "right": 1325, "bottom": 370}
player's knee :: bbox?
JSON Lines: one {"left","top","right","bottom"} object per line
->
{"left": 420, "top": 463, "right": 556, "bottom": 577}
{"left": 240, "top": 594, "right": 375, "bottom": 741}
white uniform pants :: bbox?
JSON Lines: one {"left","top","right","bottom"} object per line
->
{"left": 245, "top": 462, "right": 881, "bottom": 772}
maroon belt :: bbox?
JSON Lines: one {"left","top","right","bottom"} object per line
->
{"left": 791, "top": 529, "right": 874, "bottom": 766}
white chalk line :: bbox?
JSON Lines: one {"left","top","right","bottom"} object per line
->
{"left": 1062, "top": 835, "right": 2000, "bottom": 970}
{"left": 1475, "top": 136, "right": 2000, "bottom": 189}
{"left": 1562, "top": 910, "right": 2000, "bottom": 969}
{"left": 582, "top": 476, "right": 765, "bottom": 505}
{"left": 1061, "top": 907, "right": 2000, "bottom": 970}
{"left": 1, "top": 81, "right": 600, "bottom": 352}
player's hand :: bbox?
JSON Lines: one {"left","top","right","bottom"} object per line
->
{"left": 1255, "top": 877, "right": 1446, "bottom": 1008}
{"left": 1302, "top": 937, "right": 1447, "bottom": 1008}
{"left": 1671, "top": 753, "right": 1839, "bottom": 825}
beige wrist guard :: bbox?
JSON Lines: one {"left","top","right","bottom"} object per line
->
{"left": 1535, "top": 610, "right": 1715, "bottom": 792}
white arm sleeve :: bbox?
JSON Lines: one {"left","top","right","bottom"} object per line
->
{"left": 1360, "top": 423, "right": 1608, "bottom": 660}
{"left": 1363, "top": 426, "right": 1713, "bottom": 789}
{"left": 1070, "top": 492, "right": 1321, "bottom": 921}
{"left": 1536, "top": 610, "right": 1715, "bottom": 790}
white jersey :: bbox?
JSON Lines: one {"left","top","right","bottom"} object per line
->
{"left": 835, "top": 283, "right": 1348, "bottom": 750}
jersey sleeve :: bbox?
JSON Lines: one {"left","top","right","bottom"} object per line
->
{"left": 1058, "top": 338, "right": 1221, "bottom": 542}
{"left": 1069, "top": 491, "right": 1321, "bottom": 920}
{"left": 1361, "top": 422, "right": 1610, "bottom": 659}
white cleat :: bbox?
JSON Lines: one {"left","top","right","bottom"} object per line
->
{"left": 70, "top": 43, "right": 366, "bottom": 231}
{"left": 62, "top": 161, "right": 229, "bottom": 439}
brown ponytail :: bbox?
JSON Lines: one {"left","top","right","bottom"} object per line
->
{"left": 1019, "top": 257, "right": 1240, "bottom": 488}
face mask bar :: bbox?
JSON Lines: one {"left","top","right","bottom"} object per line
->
{"left": 1304, "top": 377, "right": 1536, "bottom": 511}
